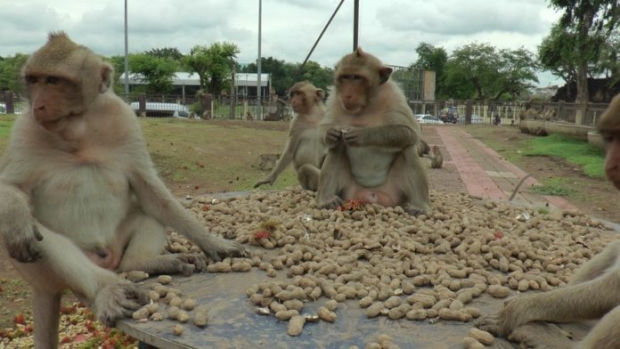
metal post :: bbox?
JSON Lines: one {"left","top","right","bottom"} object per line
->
{"left": 256, "top": 0, "right": 262, "bottom": 119}
{"left": 124, "top": 0, "right": 129, "bottom": 98}
{"left": 353, "top": 0, "right": 359, "bottom": 50}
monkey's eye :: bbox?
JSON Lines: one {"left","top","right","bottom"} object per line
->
{"left": 45, "top": 76, "right": 60, "bottom": 85}
{"left": 24, "top": 76, "right": 38, "bottom": 84}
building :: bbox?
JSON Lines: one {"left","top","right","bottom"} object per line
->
{"left": 117, "top": 72, "right": 271, "bottom": 99}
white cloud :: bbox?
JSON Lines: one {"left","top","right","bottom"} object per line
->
{"left": 0, "top": 0, "right": 563, "bottom": 86}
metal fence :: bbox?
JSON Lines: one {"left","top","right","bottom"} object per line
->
{"left": 1, "top": 91, "right": 611, "bottom": 127}
{"left": 408, "top": 99, "right": 611, "bottom": 127}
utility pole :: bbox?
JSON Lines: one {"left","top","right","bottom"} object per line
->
{"left": 124, "top": 0, "right": 129, "bottom": 98}
{"left": 353, "top": 0, "right": 359, "bottom": 50}
{"left": 256, "top": 0, "right": 262, "bottom": 119}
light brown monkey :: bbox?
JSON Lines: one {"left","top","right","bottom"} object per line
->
{"left": 254, "top": 81, "right": 326, "bottom": 191}
{"left": 429, "top": 145, "right": 443, "bottom": 169}
{"left": 0, "top": 32, "right": 245, "bottom": 348}
{"left": 252, "top": 153, "right": 280, "bottom": 171}
{"left": 475, "top": 93, "right": 620, "bottom": 349}
{"left": 316, "top": 48, "right": 431, "bottom": 215}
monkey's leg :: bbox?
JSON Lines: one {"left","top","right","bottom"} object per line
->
{"left": 578, "top": 305, "right": 620, "bottom": 349}
{"left": 316, "top": 146, "right": 350, "bottom": 208}
{"left": 11, "top": 228, "right": 147, "bottom": 332}
{"left": 508, "top": 322, "right": 574, "bottom": 349}
{"left": 297, "top": 164, "right": 320, "bottom": 191}
{"left": 478, "top": 267, "right": 620, "bottom": 337}
{"left": 30, "top": 291, "right": 62, "bottom": 349}
{"left": 568, "top": 240, "right": 620, "bottom": 285}
{"left": 117, "top": 211, "right": 205, "bottom": 276}
{"left": 392, "top": 151, "right": 431, "bottom": 215}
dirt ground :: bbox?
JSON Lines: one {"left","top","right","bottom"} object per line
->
{"left": 0, "top": 121, "right": 618, "bottom": 339}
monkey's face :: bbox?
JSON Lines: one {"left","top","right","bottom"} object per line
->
{"left": 337, "top": 74, "right": 368, "bottom": 114}
{"left": 25, "top": 74, "right": 85, "bottom": 132}
{"left": 289, "top": 90, "right": 307, "bottom": 114}
{"left": 603, "top": 133, "right": 620, "bottom": 190}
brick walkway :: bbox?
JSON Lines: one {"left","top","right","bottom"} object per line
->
{"left": 433, "top": 126, "right": 577, "bottom": 211}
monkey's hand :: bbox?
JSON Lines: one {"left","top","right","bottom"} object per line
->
{"left": 341, "top": 127, "right": 367, "bottom": 147}
{"left": 0, "top": 184, "right": 44, "bottom": 262}
{"left": 254, "top": 176, "right": 275, "bottom": 188}
{"left": 194, "top": 234, "right": 248, "bottom": 261}
{"left": 3, "top": 221, "right": 44, "bottom": 263}
{"left": 325, "top": 127, "right": 344, "bottom": 148}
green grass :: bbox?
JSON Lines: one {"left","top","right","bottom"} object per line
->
{"left": 523, "top": 134, "right": 605, "bottom": 178}
{"left": 0, "top": 115, "right": 16, "bottom": 150}
{"left": 530, "top": 177, "right": 577, "bottom": 196}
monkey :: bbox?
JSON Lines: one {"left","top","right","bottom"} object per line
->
{"left": 429, "top": 145, "right": 443, "bottom": 169}
{"left": 254, "top": 81, "right": 326, "bottom": 191}
{"left": 316, "top": 48, "right": 431, "bottom": 215}
{"left": 475, "top": 93, "right": 620, "bottom": 349}
{"left": 417, "top": 138, "right": 431, "bottom": 157}
{"left": 0, "top": 32, "right": 246, "bottom": 348}
{"left": 246, "top": 111, "right": 254, "bottom": 121}
{"left": 252, "top": 153, "right": 280, "bottom": 171}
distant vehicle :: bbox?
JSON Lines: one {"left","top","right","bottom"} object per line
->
{"left": 415, "top": 114, "right": 445, "bottom": 125}
{"left": 129, "top": 102, "right": 190, "bottom": 118}
{"left": 439, "top": 106, "right": 459, "bottom": 123}
{"left": 0, "top": 103, "right": 5, "bottom": 114}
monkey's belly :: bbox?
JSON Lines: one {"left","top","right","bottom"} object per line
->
{"left": 346, "top": 147, "right": 393, "bottom": 187}
{"left": 32, "top": 167, "right": 131, "bottom": 249}
{"left": 295, "top": 134, "right": 324, "bottom": 167}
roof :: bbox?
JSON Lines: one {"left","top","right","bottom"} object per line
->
{"left": 234, "top": 73, "right": 271, "bottom": 87}
{"left": 117, "top": 72, "right": 271, "bottom": 87}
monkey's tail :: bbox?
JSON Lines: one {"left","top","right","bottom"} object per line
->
{"left": 508, "top": 174, "right": 533, "bottom": 201}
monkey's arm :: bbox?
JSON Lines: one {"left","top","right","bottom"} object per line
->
{"left": 0, "top": 179, "right": 43, "bottom": 262}
{"left": 343, "top": 124, "right": 417, "bottom": 150}
{"left": 130, "top": 157, "right": 246, "bottom": 260}
{"left": 254, "top": 137, "right": 296, "bottom": 188}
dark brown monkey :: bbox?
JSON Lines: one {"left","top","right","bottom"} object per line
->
{"left": 0, "top": 32, "right": 245, "bottom": 348}
{"left": 316, "top": 48, "right": 431, "bottom": 215}
{"left": 254, "top": 81, "right": 326, "bottom": 191}
{"left": 475, "top": 93, "right": 620, "bottom": 349}
{"left": 429, "top": 145, "right": 443, "bottom": 169}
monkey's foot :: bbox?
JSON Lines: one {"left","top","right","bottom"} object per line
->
{"left": 92, "top": 281, "right": 148, "bottom": 326}
{"left": 174, "top": 253, "right": 208, "bottom": 276}
{"left": 475, "top": 312, "right": 503, "bottom": 335}
{"left": 508, "top": 322, "right": 573, "bottom": 349}
{"left": 402, "top": 203, "right": 428, "bottom": 216}
{"left": 318, "top": 195, "right": 344, "bottom": 210}
{"left": 201, "top": 237, "right": 248, "bottom": 262}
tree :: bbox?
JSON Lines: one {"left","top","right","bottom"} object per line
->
{"left": 296, "top": 60, "right": 333, "bottom": 92}
{"left": 444, "top": 43, "right": 500, "bottom": 100}
{"left": 493, "top": 48, "right": 539, "bottom": 100}
{"left": 185, "top": 42, "right": 239, "bottom": 95}
{"left": 547, "top": 0, "right": 619, "bottom": 124}
{"left": 442, "top": 43, "right": 538, "bottom": 101}
{"left": 538, "top": 23, "right": 580, "bottom": 85}
{"left": 410, "top": 43, "right": 448, "bottom": 98}
{"left": 128, "top": 53, "right": 177, "bottom": 94}
{"left": 145, "top": 47, "right": 184, "bottom": 61}
{"left": 0, "top": 54, "right": 29, "bottom": 95}
{"left": 242, "top": 58, "right": 333, "bottom": 96}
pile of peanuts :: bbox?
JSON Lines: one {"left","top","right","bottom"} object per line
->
{"left": 152, "top": 188, "right": 618, "bottom": 347}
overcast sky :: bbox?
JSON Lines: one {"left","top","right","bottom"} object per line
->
{"left": 0, "top": 0, "right": 563, "bottom": 86}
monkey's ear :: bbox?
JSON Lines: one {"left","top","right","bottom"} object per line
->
{"left": 315, "top": 89, "right": 325, "bottom": 101}
{"left": 99, "top": 63, "right": 114, "bottom": 93}
{"left": 378, "top": 66, "right": 392, "bottom": 84}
